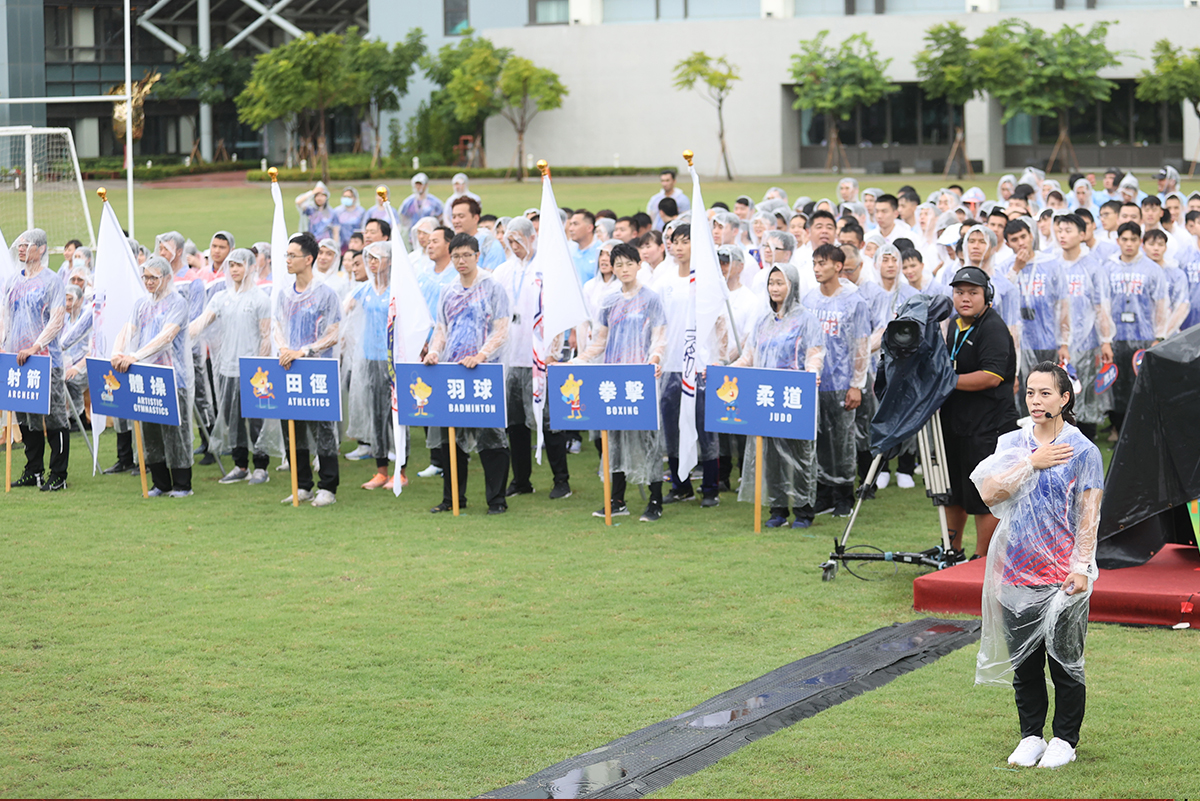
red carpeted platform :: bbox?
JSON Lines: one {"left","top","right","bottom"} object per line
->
{"left": 913, "top": 544, "right": 1200, "bottom": 628}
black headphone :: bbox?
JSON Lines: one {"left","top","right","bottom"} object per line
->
{"left": 982, "top": 273, "right": 995, "bottom": 305}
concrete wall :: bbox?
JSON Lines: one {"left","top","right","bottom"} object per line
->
{"left": 372, "top": 1, "right": 1200, "bottom": 174}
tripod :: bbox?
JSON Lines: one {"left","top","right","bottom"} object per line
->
{"left": 820, "top": 410, "right": 967, "bottom": 581}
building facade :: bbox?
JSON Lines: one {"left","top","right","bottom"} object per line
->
{"left": 372, "top": 0, "right": 1200, "bottom": 174}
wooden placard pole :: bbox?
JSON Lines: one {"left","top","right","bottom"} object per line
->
{"left": 754, "top": 435, "right": 764, "bottom": 534}
{"left": 133, "top": 421, "right": 149, "bottom": 499}
{"left": 287, "top": 419, "right": 299, "bottom": 508}
{"left": 601, "top": 430, "right": 612, "bottom": 526}
{"left": 5, "top": 410, "right": 12, "bottom": 493}
{"left": 448, "top": 426, "right": 460, "bottom": 516}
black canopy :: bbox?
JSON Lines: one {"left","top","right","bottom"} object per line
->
{"left": 1097, "top": 326, "right": 1200, "bottom": 569}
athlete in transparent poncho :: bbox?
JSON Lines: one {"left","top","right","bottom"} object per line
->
{"left": 189, "top": 247, "right": 277, "bottom": 485}
{"left": 1, "top": 228, "right": 70, "bottom": 489}
{"left": 345, "top": 241, "right": 397, "bottom": 490}
{"left": 572, "top": 242, "right": 668, "bottom": 522}
{"left": 111, "top": 255, "right": 195, "bottom": 496}
{"left": 60, "top": 284, "right": 91, "bottom": 427}
{"left": 273, "top": 233, "right": 343, "bottom": 507}
{"left": 730, "top": 262, "right": 824, "bottom": 527}
{"left": 423, "top": 233, "right": 511, "bottom": 514}
{"left": 972, "top": 362, "right": 1102, "bottom": 770}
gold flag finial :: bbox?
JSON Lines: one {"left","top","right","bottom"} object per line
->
{"left": 376, "top": 185, "right": 389, "bottom": 203}
{"left": 267, "top": 167, "right": 278, "bottom": 183}
{"left": 682, "top": 150, "right": 694, "bottom": 166}
{"left": 97, "top": 187, "right": 108, "bottom": 202}
{"left": 537, "top": 160, "right": 549, "bottom": 177}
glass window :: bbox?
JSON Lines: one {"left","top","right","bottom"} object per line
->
{"left": 44, "top": 6, "right": 71, "bottom": 62}
{"left": 889, "top": 83, "right": 920, "bottom": 146}
{"left": 532, "top": 0, "right": 569, "bottom": 23}
{"left": 444, "top": 0, "right": 469, "bottom": 36}
{"left": 685, "top": 0, "right": 759, "bottom": 18}
{"left": 794, "top": 0, "right": 847, "bottom": 15}
{"left": 602, "top": 0, "right": 655, "bottom": 22}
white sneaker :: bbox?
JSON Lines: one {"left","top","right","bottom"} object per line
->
{"left": 1036, "top": 737, "right": 1076, "bottom": 769}
{"left": 218, "top": 466, "right": 249, "bottom": 484}
{"left": 345, "top": 444, "right": 372, "bottom": 461}
{"left": 1007, "top": 735, "right": 1048, "bottom": 767}
{"left": 896, "top": 473, "right": 916, "bottom": 489}
{"left": 276, "top": 459, "right": 290, "bottom": 472}
{"left": 876, "top": 471, "right": 891, "bottom": 489}
{"left": 248, "top": 468, "right": 270, "bottom": 485}
{"left": 417, "top": 464, "right": 443, "bottom": 478}
{"left": 280, "top": 489, "right": 314, "bottom": 504}
{"left": 914, "top": 463, "right": 923, "bottom": 475}
{"left": 568, "top": 440, "right": 582, "bottom": 454}
{"left": 311, "top": 489, "right": 337, "bottom": 507}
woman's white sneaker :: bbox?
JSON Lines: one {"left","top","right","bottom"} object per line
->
{"left": 876, "top": 471, "right": 891, "bottom": 489}
{"left": 1036, "top": 737, "right": 1076, "bottom": 769}
{"left": 1007, "top": 735, "right": 1048, "bottom": 767}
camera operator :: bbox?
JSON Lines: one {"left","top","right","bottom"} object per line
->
{"left": 942, "top": 266, "right": 1018, "bottom": 558}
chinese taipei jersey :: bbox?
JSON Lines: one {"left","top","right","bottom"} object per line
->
{"left": 1060, "top": 252, "right": 1108, "bottom": 352}
{"left": 130, "top": 292, "right": 191, "bottom": 387}
{"left": 437, "top": 273, "right": 510, "bottom": 364}
{"left": 275, "top": 281, "right": 342, "bottom": 357}
{"left": 1106, "top": 255, "right": 1167, "bottom": 342}
{"left": 802, "top": 286, "right": 870, "bottom": 393}
{"left": 1010, "top": 256, "right": 1068, "bottom": 351}
{"left": 1179, "top": 249, "right": 1200, "bottom": 330}
{"left": 3, "top": 268, "right": 65, "bottom": 369}
{"left": 600, "top": 285, "right": 666, "bottom": 365}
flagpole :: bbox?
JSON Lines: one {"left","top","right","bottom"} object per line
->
{"left": 288, "top": 419, "right": 299, "bottom": 507}
{"left": 448, "top": 426, "right": 460, "bottom": 516}
{"left": 601, "top": 430, "right": 612, "bottom": 526}
{"left": 5, "top": 411, "right": 12, "bottom": 493}
{"left": 754, "top": 435, "right": 763, "bottom": 534}
{"left": 134, "top": 421, "right": 148, "bottom": 498}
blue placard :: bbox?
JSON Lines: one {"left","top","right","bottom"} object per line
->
{"left": 86, "top": 357, "right": 181, "bottom": 426}
{"left": 0, "top": 353, "right": 52, "bottom": 415}
{"left": 704, "top": 367, "right": 818, "bottom": 441}
{"left": 239, "top": 357, "right": 342, "bottom": 422}
{"left": 547, "top": 364, "right": 659, "bottom": 431}
{"left": 398, "top": 362, "right": 506, "bottom": 428}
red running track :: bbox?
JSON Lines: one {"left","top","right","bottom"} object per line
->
{"left": 913, "top": 544, "right": 1200, "bottom": 628}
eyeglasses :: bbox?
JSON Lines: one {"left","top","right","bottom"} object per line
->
{"left": 285, "top": 252, "right": 304, "bottom": 260}
{"left": 142, "top": 274, "right": 162, "bottom": 283}
{"left": 450, "top": 253, "right": 476, "bottom": 262}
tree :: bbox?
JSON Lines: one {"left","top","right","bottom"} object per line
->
{"left": 673, "top": 52, "right": 740, "bottom": 181}
{"left": 346, "top": 28, "right": 426, "bottom": 168}
{"left": 975, "top": 18, "right": 1122, "bottom": 173}
{"left": 237, "top": 31, "right": 361, "bottom": 182}
{"left": 789, "top": 31, "right": 897, "bottom": 173}
{"left": 153, "top": 46, "right": 252, "bottom": 162}
{"left": 421, "top": 32, "right": 511, "bottom": 168}
{"left": 447, "top": 54, "right": 566, "bottom": 181}
{"left": 1137, "top": 40, "right": 1200, "bottom": 175}
{"left": 913, "top": 22, "right": 981, "bottom": 177}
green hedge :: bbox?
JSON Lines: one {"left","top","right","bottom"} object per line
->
{"left": 81, "top": 160, "right": 250, "bottom": 182}
{"left": 245, "top": 165, "right": 670, "bottom": 182}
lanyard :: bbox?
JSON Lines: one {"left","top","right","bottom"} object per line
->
{"left": 510, "top": 260, "right": 531, "bottom": 309}
{"left": 950, "top": 324, "right": 975, "bottom": 363}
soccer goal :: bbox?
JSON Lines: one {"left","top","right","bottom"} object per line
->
{"left": 0, "top": 126, "right": 96, "bottom": 251}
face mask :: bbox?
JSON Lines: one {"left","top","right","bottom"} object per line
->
{"left": 73, "top": 256, "right": 86, "bottom": 268}
{"left": 341, "top": 196, "right": 354, "bottom": 207}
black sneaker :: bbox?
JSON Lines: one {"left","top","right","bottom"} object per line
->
{"left": 487, "top": 505, "right": 508, "bottom": 515}
{"left": 593, "top": 501, "right": 629, "bottom": 518}
{"left": 639, "top": 503, "right": 663, "bottom": 522}
{"left": 197, "top": 451, "right": 217, "bottom": 466}
{"left": 831, "top": 504, "right": 853, "bottom": 518}
{"left": 717, "top": 479, "right": 733, "bottom": 493}
{"left": 103, "top": 460, "right": 135, "bottom": 475}
{"left": 548, "top": 483, "right": 572, "bottom": 500}
{"left": 700, "top": 495, "right": 720, "bottom": 508}
{"left": 430, "top": 502, "right": 456, "bottom": 514}
{"left": 504, "top": 482, "right": 535, "bottom": 497}
{"left": 858, "top": 484, "right": 877, "bottom": 501}
{"left": 12, "top": 471, "right": 42, "bottom": 488}
{"left": 40, "top": 476, "right": 67, "bottom": 492}
{"left": 815, "top": 506, "right": 836, "bottom": 516}
{"left": 662, "top": 488, "right": 695, "bottom": 504}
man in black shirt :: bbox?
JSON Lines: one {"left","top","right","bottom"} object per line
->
{"left": 942, "top": 266, "right": 1018, "bottom": 557}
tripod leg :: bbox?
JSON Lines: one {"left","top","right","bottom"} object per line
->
{"left": 65, "top": 384, "right": 96, "bottom": 463}
{"left": 839, "top": 453, "right": 884, "bottom": 548}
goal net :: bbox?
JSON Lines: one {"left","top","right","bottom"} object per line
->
{"left": 0, "top": 126, "right": 96, "bottom": 252}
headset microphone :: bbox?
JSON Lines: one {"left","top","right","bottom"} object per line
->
{"left": 1044, "top": 410, "right": 1055, "bottom": 418}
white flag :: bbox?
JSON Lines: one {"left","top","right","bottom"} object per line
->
{"left": 0, "top": 226, "right": 14, "bottom": 288}
{"left": 677, "top": 163, "right": 729, "bottom": 478}
{"left": 270, "top": 178, "right": 293, "bottom": 340}
{"left": 88, "top": 200, "right": 148, "bottom": 474}
{"left": 384, "top": 199, "right": 432, "bottom": 496}
{"left": 530, "top": 172, "right": 589, "bottom": 460}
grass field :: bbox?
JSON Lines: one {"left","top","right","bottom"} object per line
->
{"left": 77, "top": 173, "right": 1032, "bottom": 251}
{"left": 1, "top": 422, "right": 1197, "bottom": 798}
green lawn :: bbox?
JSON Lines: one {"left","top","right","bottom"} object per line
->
{"left": 1, "top": 425, "right": 1196, "bottom": 798}
{"left": 84, "top": 173, "right": 1029, "bottom": 250}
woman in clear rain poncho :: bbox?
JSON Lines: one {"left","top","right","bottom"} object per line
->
{"left": 2, "top": 228, "right": 70, "bottom": 490}
{"left": 345, "top": 240, "right": 398, "bottom": 490}
{"left": 729, "top": 262, "right": 824, "bottom": 528}
{"left": 189, "top": 248, "right": 277, "bottom": 485}
{"left": 111, "top": 255, "right": 195, "bottom": 497}
{"left": 571, "top": 242, "right": 668, "bottom": 522}
{"left": 314, "top": 237, "right": 352, "bottom": 301}
{"left": 295, "top": 181, "right": 335, "bottom": 241}
{"left": 331, "top": 186, "right": 367, "bottom": 253}
{"left": 60, "top": 284, "right": 92, "bottom": 427}
{"left": 972, "top": 361, "right": 1102, "bottom": 771}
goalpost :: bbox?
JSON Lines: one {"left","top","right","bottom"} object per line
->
{"left": 0, "top": 126, "right": 96, "bottom": 250}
